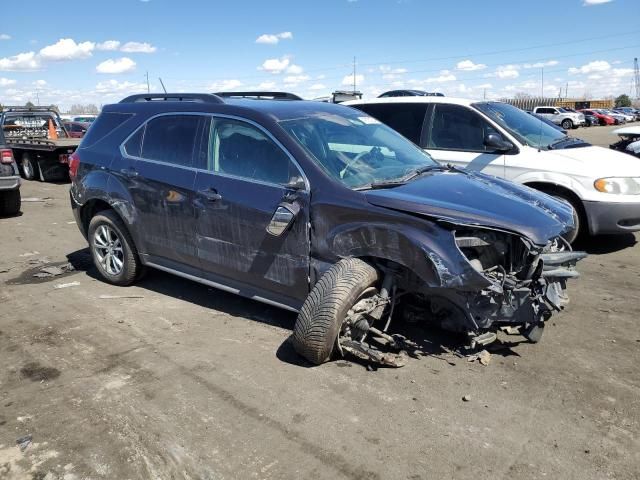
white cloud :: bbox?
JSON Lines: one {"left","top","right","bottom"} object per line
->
{"left": 309, "top": 83, "right": 326, "bottom": 91}
{"left": 523, "top": 60, "right": 559, "bottom": 68}
{"left": 0, "top": 34, "right": 10, "bottom": 40}
{"left": 95, "top": 79, "right": 147, "bottom": 95}
{"left": 286, "top": 64, "right": 304, "bottom": 75}
{"left": 583, "top": 0, "right": 613, "bottom": 5}
{"left": 96, "top": 57, "right": 136, "bottom": 74}
{"left": 208, "top": 79, "right": 243, "bottom": 91}
{"left": 121, "top": 41, "right": 156, "bottom": 53}
{"left": 379, "top": 65, "right": 408, "bottom": 80}
{"left": 283, "top": 74, "right": 310, "bottom": 86}
{"left": 33, "top": 79, "right": 47, "bottom": 86}
{"left": 568, "top": 60, "right": 610, "bottom": 74}
{"left": 456, "top": 60, "right": 486, "bottom": 71}
{"left": 0, "top": 77, "right": 16, "bottom": 86}
{"left": 489, "top": 64, "right": 520, "bottom": 79}
{"left": 39, "top": 38, "right": 95, "bottom": 61}
{"left": 97, "top": 40, "right": 121, "bottom": 51}
{"left": 424, "top": 70, "right": 456, "bottom": 83}
{"left": 342, "top": 73, "right": 364, "bottom": 86}
{"left": 0, "top": 51, "right": 40, "bottom": 71}
{"left": 258, "top": 81, "right": 276, "bottom": 89}
{"left": 259, "top": 56, "right": 291, "bottom": 74}
{"left": 255, "top": 32, "right": 293, "bottom": 45}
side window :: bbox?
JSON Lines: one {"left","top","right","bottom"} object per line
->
{"left": 355, "top": 103, "right": 427, "bottom": 145}
{"left": 140, "top": 115, "right": 201, "bottom": 167}
{"left": 124, "top": 127, "right": 144, "bottom": 157}
{"left": 210, "top": 118, "right": 296, "bottom": 185}
{"left": 428, "top": 104, "right": 498, "bottom": 152}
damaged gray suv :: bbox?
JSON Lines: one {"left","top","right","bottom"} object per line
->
{"left": 70, "top": 92, "right": 584, "bottom": 366}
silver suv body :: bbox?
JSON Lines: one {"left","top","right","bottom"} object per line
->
{"left": 533, "top": 106, "right": 585, "bottom": 129}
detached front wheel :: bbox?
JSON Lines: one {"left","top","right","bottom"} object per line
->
{"left": 293, "top": 258, "right": 379, "bottom": 365}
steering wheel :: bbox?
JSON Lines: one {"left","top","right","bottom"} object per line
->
{"left": 339, "top": 147, "right": 382, "bottom": 179}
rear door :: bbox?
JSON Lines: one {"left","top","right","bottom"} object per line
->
{"left": 353, "top": 103, "right": 428, "bottom": 146}
{"left": 123, "top": 114, "right": 209, "bottom": 269}
{"left": 193, "top": 116, "right": 310, "bottom": 308}
{"left": 423, "top": 103, "right": 506, "bottom": 177}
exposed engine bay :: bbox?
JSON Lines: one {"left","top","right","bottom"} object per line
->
{"left": 337, "top": 227, "right": 585, "bottom": 367}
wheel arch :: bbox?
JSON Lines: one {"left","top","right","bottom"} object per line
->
{"left": 523, "top": 181, "right": 588, "bottom": 233}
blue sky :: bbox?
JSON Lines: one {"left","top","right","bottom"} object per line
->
{"left": 0, "top": 0, "right": 638, "bottom": 110}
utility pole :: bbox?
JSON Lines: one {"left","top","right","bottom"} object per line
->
{"left": 565, "top": 82, "right": 569, "bottom": 99}
{"left": 145, "top": 71, "right": 150, "bottom": 93}
{"left": 541, "top": 67, "right": 544, "bottom": 99}
{"left": 634, "top": 57, "right": 640, "bottom": 99}
{"left": 35, "top": 91, "right": 40, "bottom": 106}
{"left": 483, "top": 88, "right": 486, "bottom": 100}
{"left": 353, "top": 56, "right": 357, "bottom": 93}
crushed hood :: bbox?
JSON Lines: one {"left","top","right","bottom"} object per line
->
{"left": 365, "top": 169, "right": 575, "bottom": 245}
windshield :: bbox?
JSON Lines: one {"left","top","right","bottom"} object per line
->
{"left": 473, "top": 101, "right": 566, "bottom": 150}
{"left": 279, "top": 111, "right": 438, "bottom": 189}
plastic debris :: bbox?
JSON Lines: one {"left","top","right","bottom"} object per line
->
{"left": 462, "top": 395, "right": 472, "bottom": 402}
{"left": 33, "top": 263, "right": 75, "bottom": 278}
{"left": 21, "top": 197, "right": 51, "bottom": 202}
{"left": 54, "top": 281, "right": 80, "bottom": 289}
{"left": 466, "top": 349, "right": 492, "bottom": 366}
{"left": 16, "top": 434, "right": 32, "bottom": 451}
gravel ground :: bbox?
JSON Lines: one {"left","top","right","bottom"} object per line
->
{"left": 0, "top": 179, "right": 639, "bottom": 480}
{"left": 568, "top": 121, "right": 639, "bottom": 147}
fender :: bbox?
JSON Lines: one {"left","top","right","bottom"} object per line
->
{"left": 513, "top": 171, "right": 587, "bottom": 200}
{"left": 315, "top": 220, "right": 492, "bottom": 290}
{"left": 73, "top": 169, "right": 146, "bottom": 255}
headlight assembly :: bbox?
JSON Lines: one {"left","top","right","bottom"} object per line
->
{"left": 594, "top": 177, "right": 640, "bottom": 195}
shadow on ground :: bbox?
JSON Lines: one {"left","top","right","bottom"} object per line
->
{"left": 62, "top": 248, "right": 534, "bottom": 370}
{"left": 574, "top": 233, "right": 637, "bottom": 255}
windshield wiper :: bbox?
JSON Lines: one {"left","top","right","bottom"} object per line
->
{"left": 548, "top": 136, "right": 576, "bottom": 149}
{"left": 354, "top": 164, "right": 450, "bottom": 191}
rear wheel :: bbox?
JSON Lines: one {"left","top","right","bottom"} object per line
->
{"left": 0, "top": 189, "right": 21, "bottom": 216}
{"left": 293, "top": 258, "right": 379, "bottom": 365}
{"left": 21, "top": 153, "right": 36, "bottom": 180}
{"left": 88, "top": 210, "right": 141, "bottom": 286}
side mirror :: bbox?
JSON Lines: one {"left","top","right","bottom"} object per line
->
{"left": 552, "top": 111, "right": 559, "bottom": 115}
{"left": 484, "top": 133, "right": 513, "bottom": 152}
{"left": 286, "top": 175, "right": 306, "bottom": 190}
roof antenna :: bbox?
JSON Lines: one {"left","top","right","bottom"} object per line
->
{"left": 538, "top": 67, "right": 544, "bottom": 152}
{"left": 159, "top": 77, "right": 167, "bottom": 94}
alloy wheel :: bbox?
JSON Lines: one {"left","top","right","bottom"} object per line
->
{"left": 93, "top": 224, "right": 125, "bottom": 275}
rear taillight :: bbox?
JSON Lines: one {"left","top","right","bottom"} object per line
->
{"left": 0, "top": 149, "right": 14, "bottom": 165}
{"left": 69, "top": 151, "right": 80, "bottom": 179}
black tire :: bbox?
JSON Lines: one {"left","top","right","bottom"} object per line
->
{"left": 88, "top": 210, "right": 141, "bottom": 286}
{"left": 293, "top": 258, "right": 379, "bottom": 365}
{"left": 561, "top": 119, "right": 573, "bottom": 130}
{"left": 547, "top": 192, "right": 583, "bottom": 244}
{"left": 21, "top": 153, "right": 36, "bottom": 180}
{"left": 0, "top": 189, "right": 21, "bottom": 216}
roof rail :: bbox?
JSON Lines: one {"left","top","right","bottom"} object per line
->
{"left": 215, "top": 91, "right": 303, "bottom": 101}
{"left": 119, "top": 93, "right": 224, "bottom": 104}
{"left": 2, "top": 105, "right": 59, "bottom": 113}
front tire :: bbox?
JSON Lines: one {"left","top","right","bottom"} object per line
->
{"left": 561, "top": 119, "right": 573, "bottom": 130}
{"left": 0, "top": 189, "right": 21, "bottom": 216}
{"left": 549, "top": 192, "right": 583, "bottom": 244}
{"left": 293, "top": 258, "right": 379, "bottom": 365}
{"left": 88, "top": 210, "right": 141, "bottom": 286}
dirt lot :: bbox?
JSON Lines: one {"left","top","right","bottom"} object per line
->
{"left": 1, "top": 179, "right": 639, "bottom": 480}
{"left": 568, "top": 122, "right": 635, "bottom": 147}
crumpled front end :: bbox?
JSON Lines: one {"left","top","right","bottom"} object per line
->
{"left": 404, "top": 228, "right": 585, "bottom": 346}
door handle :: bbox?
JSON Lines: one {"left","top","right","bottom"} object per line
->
{"left": 120, "top": 167, "right": 138, "bottom": 178}
{"left": 198, "top": 188, "right": 222, "bottom": 202}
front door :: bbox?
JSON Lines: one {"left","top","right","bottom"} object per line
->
{"left": 193, "top": 117, "right": 310, "bottom": 308}
{"left": 123, "top": 114, "right": 209, "bottom": 268}
{"left": 423, "top": 103, "right": 506, "bottom": 178}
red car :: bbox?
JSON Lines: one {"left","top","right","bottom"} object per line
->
{"left": 63, "top": 121, "right": 89, "bottom": 138}
{"left": 578, "top": 109, "right": 614, "bottom": 126}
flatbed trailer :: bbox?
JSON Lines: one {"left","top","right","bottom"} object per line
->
{"left": 1, "top": 106, "right": 80, "bottom": 182}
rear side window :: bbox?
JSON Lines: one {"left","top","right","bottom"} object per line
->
{"left": 354, "top": 103, "right": 427, "bottom": 145}
{"left": 140, "top": 115, "right": 200, "bottom": 167}
{"left": 124, "top": 127, "right": 143, "bottom": 157}
{"left": 80, "top": 112, "right": 133, "bottom": 148}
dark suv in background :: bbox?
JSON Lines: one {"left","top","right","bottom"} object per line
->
{"left": 69, "top": 93, "right": 583, "bottom": 366}
{"left": 0, "top": 128, "right": 21, "bottom": 216}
